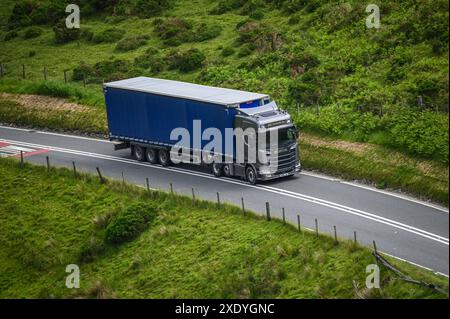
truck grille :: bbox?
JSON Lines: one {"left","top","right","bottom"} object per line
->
{"left": 274, "top": 148, "right": 296, "bottom": 174}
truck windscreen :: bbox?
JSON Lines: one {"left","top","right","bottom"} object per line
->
{"left": 265, "top": 127, "right": 297, "bottom": 147}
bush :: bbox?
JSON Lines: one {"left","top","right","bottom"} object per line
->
{"left": 221, "top": 47, "right": 235, "bottom": 57}
{"left": 23, "top": 26, "right": 42, "bottom": 39}
{"left": 238, "top": 44, "right": 253, "bottom": 57}
{"left": 73, "top": 59, "right": 136, "bottom": 83}
{"left": 29, "top": 50, "right": 36, "bottom": 57}
{"left": 134, "top": 48, "right": 164, "bottom": 73}
{"left": 154, "top": 17, "right": 193, "bottom": 46}
{"left": 133, "top": 0, "right": 172, "bottom": 18}
{"left": 105, "top": 202, "right": 158, "bottom": 244}
{"left": 193, "top": 23, "right": 222, "bottom": 42}
{"left": 167, "top": 48, "right": 206, "bottom": 72}
{"left": 92, "top": 28, "right": 124, "bottom": 43}
{"left": 53, "top": 20, "right": 80, "bottom": 44}
{"left": 115, "top": 35, "right": 148, "bottom": 52}
{"left": 209, "top": 0, "right": 246, "bottom": 15}
{"left": 237, "top": 21, "right": 283, "bottom": 52}
{"left": 7, "top": 0, "right": 66, "bottom": 29}
{"left": 81, "top": 28, "right": 94, "bottom": 41}
{"left": 4, "top": 30, "right": 18, "bottom": 41}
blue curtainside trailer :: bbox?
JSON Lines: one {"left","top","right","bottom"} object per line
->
{"left": 104, "top": 77, "right": 301, "bottom": 184}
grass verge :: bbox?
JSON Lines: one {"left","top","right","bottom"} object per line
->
{"left": 0, "top": 158, "right": 448, "bottom": 299}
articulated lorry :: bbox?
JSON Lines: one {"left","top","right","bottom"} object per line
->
{"left": 104, "top": 77, "right": 301, "bottom": 184}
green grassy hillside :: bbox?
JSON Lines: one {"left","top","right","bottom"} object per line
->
{"left": 0, "top": 158, "right": 447, "bottom": 299}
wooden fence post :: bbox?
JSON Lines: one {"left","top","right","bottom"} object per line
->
{"left": 373, "top": 240, "right": 378, "bottom": 265}
{"left": 121, "top": 172, "right": 125, "bottom": 185}
{"left": 20, "top": 150, "right": 24, "bottom": 167}
{"left": 216, "top": 192, "right": 220, "bottom": 208}
{"left": 241, "top": 197, "right": 245, "bottom": 215}
{"left": 22, "top": 64, "right": 25, "bottom": 79}
{"left": 72, "top": 161, "right": 77, "bottom": 177}
{"left": 146, "top": 177, "right": 150, "bottom": 191}
{"left": 282, "top": 208, "right": 286, "bottom": 224}
{"left": 96, "top": 167, "right": 104, "bottom": 183}
{"left": 265, "top": 202, "right": 271, "bottom": 221}
{"left": 0, "top": 63, "right": 4, "bottom": 78}
{"left": 315, "top": 218, "right": 319, "bottom": 238}
{"left": 170, "top": 183, "right": 173, "bottom": 194}
{"left": 354, "top": 231, "right": 357, "bottom": 246}
{"left": 46, "top": 156, "right": 50, "bottom": 171}
{"left": 333, "top": 225, "right": 338, "bottom": 244}
{"left": 191, "top": 188, "right": 195, "bottom": 204}
{"left": 297, "top": 214, "right": 301, "bottom": 233}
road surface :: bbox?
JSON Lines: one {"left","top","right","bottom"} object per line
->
{"left": 0, "top": 125, "right": 448, "bottom": 276}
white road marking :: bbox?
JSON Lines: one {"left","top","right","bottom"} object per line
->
{"left": 1, "top": 138, "right": 448, "bottom": 246}
{"left": 2, "top": 125, "right": 446, "bottom": 212}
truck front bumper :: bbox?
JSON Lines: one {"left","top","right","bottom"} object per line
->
{"left": 257, "top": 163, "right": 302, "bottom": 181}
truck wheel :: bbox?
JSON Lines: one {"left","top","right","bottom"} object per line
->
{"left": 212, "top": 163, "right": 223, "bottom": 177}
{"left": 245, "top": 166, "right": 257, "bottom": 185}
{"left": 158, "top": 149, "right": 171, "bottom": 166}
{"left": 146, "top": 148, "right": 158, "bottom": 164}
{"left": 133, "top": 145, "right": 146, "bottom": 162}
{"left": 223, "top": 164, "right": 232, "bottom": 177}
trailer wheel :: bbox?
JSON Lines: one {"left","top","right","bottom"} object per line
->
{"left": 245, "top": 166, "right": 257, "bottom": 185}
{"left": 223, "top": 164, "right": 232, "bottom": 177}
{"left": 133, "top": 145, "right": 146, "bottom": 162}
{"left": 212, "top": 163, "right": 223, "bottom": 177}
{"left": 158, "top": 149, "right": 171, "bottom": 166}
{"left": 146, "top": 148, "right": 158, "bottom": 164}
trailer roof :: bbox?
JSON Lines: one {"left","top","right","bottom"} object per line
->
{"left": 104, "top": 77, "right": 268, "bottom": 106}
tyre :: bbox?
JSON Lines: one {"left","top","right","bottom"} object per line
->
{"left": 158, "top": 149, "right": 171, "bottom": 166}
{"left": 146, "top": 148, "right": 158, "bottom": 164}
{"left": 133, "top": 145, "right": 146, "bottom": 162}
{"left": 212, "top": 163, "right": 223, "bottom": 177}
{"left": 245, "top": 165, "right": 257, "bottom": 185}
{"left": 223, "top": 164, "right": 232, "bottom": 177}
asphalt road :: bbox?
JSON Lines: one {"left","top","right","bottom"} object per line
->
{"left": 1, "top": 125, "right": 448, "bottom": 276}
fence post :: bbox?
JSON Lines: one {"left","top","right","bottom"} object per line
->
{"left": 216, "top": 192, "right": 220, "bottom": 208}
{"left": 0, "top": 63, "right": 3, "bottom": 78}
{"left": 333, "top": 225, "right": 338, "bottom": 244}
{"left": 22, "top": 64, "right": 26, "bottom": 79}
{"left": 241, "top": 197, "right": 245, "bottom": 215}
{"left": 20, "top": 150, "right": 24, "bottom": 167}
{"left": 146, "top": 177, "right": 150, "bottom": 191}
{"left": 373, "top": 240, "right": 378, "bottom": 265}
{"left": 46, "top": 156, "right": 50, "bottom": 171}
{"left": 96, "top": 167, "right": 104, "bottom": 183}
{"left": 72, "top": 161, "right": 77, "bottom": 177}
{"left": 265, "top": 202, "right": 271, "bottom": 221}
{"left": 64, "top": 70, "right": 67, "bottom": 84}
{"left": 43, "top": 66, "right": 47, "bottom": 81}
{"left": 121, "top": 172, "right": 125, "bottom": 185}
{"left": 297, "top": 214, "right": 301, "bottom": 232}
{"left": 170, "top": 183, "right": 173, "bottom": 194}
{"left": 282, "top": 208, "right": 286, "bottom": 224}
{"left": 191, "top": 188, "right": 195, "bottom": 204}
{"left": 315, "top": 218, "right": 319, "bottom": 238}
{"left": 353, "top": 231, "right": 357, "bottom": 246}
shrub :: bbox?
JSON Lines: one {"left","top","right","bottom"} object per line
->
{"left": 166, "top": 48, "right": 206, "bottom": 72}
{"left": 4, "top": 30, "right": 18, "bottom": 41}
{"left": 209, "top": 0, "right": 246, "bottom": 15}
{"left": 24, "top": 26, "right": 42, "bottom": 39}
{"left": 237, "top": 21, "right": 283, "bottom": 52}
{"left": 134, "top": 48, "right": 164, "bottom": 73}
{"left": 7, "top": 0, "right": 66, "bottom": 29}
{"left": 193, "top": 23, "right": 222, "bottom": 42}
{"left": 238, "top": 44, "right": 253, "bottom": 57}
{"left": 81, "top": 28, "right": 94, "bottom": 41}
{"left": 105, "top": 202, "right": 158, "bottom": 244}
{"left": 29, "top": 50, "right": 36, "bottom": 57}
{"left": 53, "top": 20, "right": 80, "bottom": 44}
{"left": 115, "top": 35, "right": 148, "bottom": 52}
{"left": 92, "top": 28, "right": 124, "bottom": 43}
{"left": 133, "top": 0, "right": 172, "bottom": 18}
{"left": 73, "top": 59, "right": 136, "bottom": 83}
{"left": 221, "top": 47, "right": 235, "bottom": 57}
{"left": 154, "top": 17, "right": 193, "bottom": 46}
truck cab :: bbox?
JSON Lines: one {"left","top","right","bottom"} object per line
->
{"left": 212, "top": 100, "right": 301, "bottom": 184}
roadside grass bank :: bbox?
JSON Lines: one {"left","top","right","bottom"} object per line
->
{"left": 0, "top": 158, "right": 447, "bottom": 299}
{"left": 300, "top": 133, "right": 449, "bottom": 207}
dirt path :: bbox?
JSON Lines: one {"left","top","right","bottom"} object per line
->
{"left": 0, "top": 92, "right": 88, "bottom": 112}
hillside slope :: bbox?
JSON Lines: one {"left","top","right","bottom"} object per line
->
{"left": 0, "top": 158, "right": 447, "bottom": 299}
